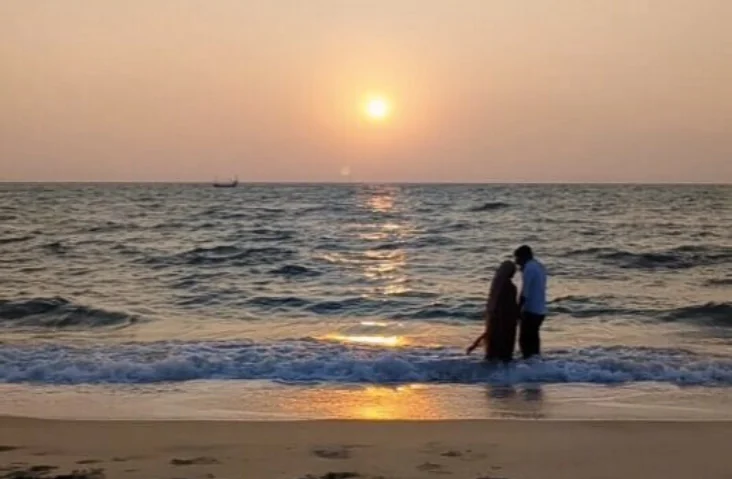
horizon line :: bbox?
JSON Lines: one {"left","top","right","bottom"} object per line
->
{"left": 0, "top": 180, "right": 730, "bottom": 186}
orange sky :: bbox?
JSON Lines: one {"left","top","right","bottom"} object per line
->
{"left": 1, "top": 0, "right": 731, "bottom": 183}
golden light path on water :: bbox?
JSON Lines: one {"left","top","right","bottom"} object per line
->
{"left": 325, "top": 333, "right": 404, "bottom": 347}
{"left": 323, "top": 187, "right": 413, "bottom": 350}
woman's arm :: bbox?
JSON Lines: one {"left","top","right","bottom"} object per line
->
{"left": 466, "top": 332, "right": 486, "bottom": 355}
{"left": 467, "top": 308, "right": 491, "bottom": 355}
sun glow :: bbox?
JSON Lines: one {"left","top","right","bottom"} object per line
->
{"left": 364, "top": 96, "right": 390, "bottom": 120}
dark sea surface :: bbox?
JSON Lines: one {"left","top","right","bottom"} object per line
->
{"left": 1, "top": 183, "right": 731, "bottom": 387}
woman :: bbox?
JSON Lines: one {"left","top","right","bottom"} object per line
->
{"left": 466, "top": 260, "right": 520, "bottom": 362}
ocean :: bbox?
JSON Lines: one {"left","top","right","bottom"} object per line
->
{"left": 1, "top": 183, "right": 731, "bottom": 420}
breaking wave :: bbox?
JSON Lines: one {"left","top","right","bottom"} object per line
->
{"left": 0, "top": 341, "right": 730, "bottom": 386}
{"left": 468, "top": 202, "right": 511, "bottom": 212}
{"left": 0, "top": 297, "right": 140, "bottom": 329}
{"left": 662, "top": 302, "right": 732, "bottom": 326}
{"left": 550, "top": 297, "right": 732, "bottom": 326}
{"left": 549, "top": 295, "right": 635, "bottom": 318}
{"left": 567, "top": 245, "right": 732, "bottom": 270}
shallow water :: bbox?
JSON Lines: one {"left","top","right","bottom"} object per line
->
{"left": 1, "top": 183, "right": 731, "bottom": 394}
{"left": 2, "top": 382, "right": 731, "bottom": 421}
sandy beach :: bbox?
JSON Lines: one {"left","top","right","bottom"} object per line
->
{"left": 1, "top": 418, "right": 731, "bottom": 479}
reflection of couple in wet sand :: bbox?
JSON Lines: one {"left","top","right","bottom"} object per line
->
{"left": 467, "top": 245, "right": 547, "bottom": 362}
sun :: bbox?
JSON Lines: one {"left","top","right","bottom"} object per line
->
{"left": 365, "top": 97, "right": 390, "bottom": 120}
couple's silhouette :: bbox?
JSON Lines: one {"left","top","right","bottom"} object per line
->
{"left": 467, "top": 245, "right": 548, "bottom": 362}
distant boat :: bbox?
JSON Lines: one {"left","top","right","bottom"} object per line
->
{"left": 213, "top": 177, "right": 238, "bottom": 188}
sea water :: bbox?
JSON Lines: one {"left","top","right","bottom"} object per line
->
{"left": 1, "top": 183, "right": 731, "bottom": 419}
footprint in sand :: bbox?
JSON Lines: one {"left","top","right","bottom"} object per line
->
{"left": 312, "top": 447, "right": 352, "bottom": 460}
{"left": 416, "top": 462, "right": 451, "bottom": 475}
{"left": 0, "top": 466, "right": 23, "bottom": 474}
{"left": 475, "top": 471, "right": 509, "bottom": 479}
{"left": 28, "top": 465, "right": 59, "bottom": 473}
{"left": 439, "top": 449, "right": 487, "bottom": 462}
{"left": 170, "top": 457, "right": 220, "bottom": 466}
{"left": 298, "top": 473, "right": 360, "bottom": 479}
{"left": 440, "top": 450, "right": 463, "bottom": 458}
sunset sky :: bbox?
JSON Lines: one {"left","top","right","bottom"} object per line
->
{"left": 1, "top": 1, "right": 730, "bottom": 183}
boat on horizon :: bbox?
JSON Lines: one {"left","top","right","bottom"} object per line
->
{"left": 213, "top": 176, "right": 238, "bottom": 188}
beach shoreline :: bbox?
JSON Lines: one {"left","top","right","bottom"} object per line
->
{"left": 2, "top": 417, "right": 731, "bottom": 479}
{"left": 3, "top": 382, "right": 732, "bottom": 423}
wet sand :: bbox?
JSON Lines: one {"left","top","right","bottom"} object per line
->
{"left": 1, "top": 417, "right": 731, "bottom": 478}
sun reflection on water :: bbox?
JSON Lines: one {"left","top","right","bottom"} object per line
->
{"left": 350, "top": 385, "right": 429, "bottom": 420}
{"left": 359, "top": 321, "right": 390, "bottom": 327}
{"left": 367, "top": 193, "right": 395, "bottom": 212}
{"left": 358, "top": 188, "right": 416, "bottom": 301}
{"left": 325, "top": 333, "right": 405, "bottom": 347}
{"left": 285, "top": 385, "right": 435, "bottom": 420}
{"left": 269, "top": 384, "right": 553, "bottom": 421}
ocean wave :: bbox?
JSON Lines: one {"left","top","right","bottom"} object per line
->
{"left": 243, "top": 295, "right": 415, "bottom": 316}
{"left": 42, "top": 241, "right": 68, "bottom": 254}
{"left": 0, "top": 341, "right": 730, "bottom": 386}
{"left": 441, "top": 221, "right": 471, "bottom": 232}
{"left": 269, "top": 264, "right": 322, "bottom": 277}
{"left": 252, "top": 208, "right": 287, "bottom": 220}
{"left": 217, "top": 212, "right": 251, "bottom": 220}
{"left": 549, "top": 297, "right": 732, "bottom": 326}
{"left": 240, "top": 295, "right": 478, "bottom": 320}
{"left": 392, "top": 304, "right": 480, "bottom": 321}
{"left": 468, "top": 202, "right": 510, "bottom": 212}
{"left": 370, "top": 242, "right": 404, "bottom": 251}
{"left": 0, "top": 297, "right": 140, "bottom": 328}
{"left": 413, "top": 235, "right": 457, "bottom": 247}
{"left": 151, "top": 220, "right": 187, "bottom": 230}
{"left": 0, "top": 235, "right": 33, "bottom": 245}
{"left": 146, "top": 245, "right": 296, "bottom": 266}
{"left": 549, "top": 295, "right": 633, "bottom": 318}
{"left": 245, "top": 296, "right": 311, "bottom": 309}
{"left": 245, "top": 228, "right": 296, "bottom": 242}
{"left": 296, "top": 204, "right": 351, "bottom": 215}
{"left": 662, "top": 302, "right": 732, "bottom": 326}
{"left": 306, "top": 297, "right": 407, "bottom": 315}
{"left": 85, "top": 221, "right": 129, "bottom": 233}
{"left": 705, "top": 278, "right": 732, "bottom": 287}
{"left": 567, "top": 245, "right": 732, "bottom": 270}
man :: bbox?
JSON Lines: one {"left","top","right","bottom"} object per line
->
{"left": 514, "top": 245, "right": 547, "bottom": 359}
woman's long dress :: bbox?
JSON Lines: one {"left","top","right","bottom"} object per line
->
{"left": 486, "top": 282, "right": 519, "bottom": 362}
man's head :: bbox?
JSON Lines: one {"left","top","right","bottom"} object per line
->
{"left": 513, "top": 245, "right": 533, "bottom": 268}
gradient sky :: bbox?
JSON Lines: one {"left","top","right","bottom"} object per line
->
{"left": 1, "top": 0, "right": 731, "bottom": 183}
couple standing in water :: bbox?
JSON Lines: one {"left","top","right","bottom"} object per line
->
{"left": 467, "top": 245, "right": 548, "bottom": 362}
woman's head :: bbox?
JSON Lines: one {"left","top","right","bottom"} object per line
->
{"left": 487, "top": 260, "right": 516, "bottom": 313}
{"left": 496, "top": 260, "right": 516, "bottom": 280}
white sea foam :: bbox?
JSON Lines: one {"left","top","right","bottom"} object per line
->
{"left": 1, "top": 341, "right": 731, "bottom": 386}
